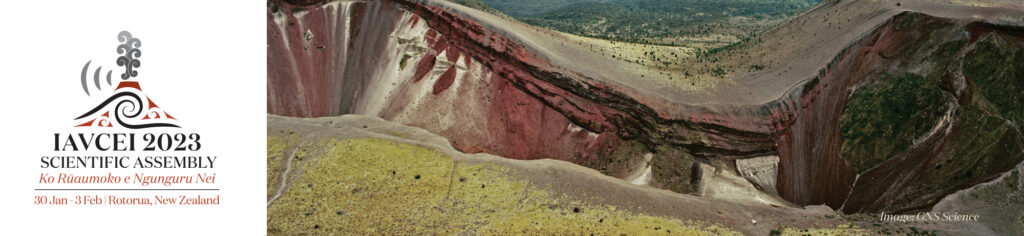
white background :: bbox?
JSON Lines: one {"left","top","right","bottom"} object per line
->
{"left": 0, "top": 1, "right": 266, "bottom": 234}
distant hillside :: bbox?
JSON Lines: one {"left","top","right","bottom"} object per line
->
{"left": 447, "top": 0, "right": 503, "bottom": 16}
{"left": 477, "top": 0, "right": 822, "bottom": 46}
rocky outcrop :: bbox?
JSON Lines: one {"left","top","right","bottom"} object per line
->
{"left": 266, "top": 0, "right": 1024, "bottom": 214}
{"left": 737, "top": 155, "right": 779, "bottom": 197}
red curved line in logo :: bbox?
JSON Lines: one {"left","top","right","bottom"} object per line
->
{"left": 116, "top": 81, "right": 141, "bottom": 90}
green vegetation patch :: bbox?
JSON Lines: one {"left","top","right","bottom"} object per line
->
{"left": 840, "top": 73, "right": 949, "bottom": 173}
{"left": 398, "top": 54, "right": 412, "bottom": 71}
{"left": 448, "top": 0, "right": 502, "bottom": 16}
{"left": 479, "top": 0, "right": 821, "bottom": 45}
{"left": 964, "top": 34, "right": 1024, "bottom": 131}
{"left": 267, "top": 137, "right": 736, "bottom": 235}
{"left": 888, "top": 85, "right": 1024, "bottom": 210}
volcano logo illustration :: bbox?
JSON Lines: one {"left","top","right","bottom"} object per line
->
{"left": 74, "top": 31, "right": 180, "bottom": 129}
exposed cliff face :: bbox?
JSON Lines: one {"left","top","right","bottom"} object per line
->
{"left": 838, "top": 18, "right": 1024, "bottom": 213}
{"left": 266, "top": 0, "right": 782, "bottom": 181}
{"left": 267, "top": 0, "right": 632, "bottom": 173}
{"left": 772, "top": 12, "right": 1024, "bottom": 212}
{"left": 266, "top": 0, "right": 1024, "bottom": 214}
{"left": 267, "top": 0, "right": 406, "bottom": 117}
{"left": 788, "top": 14, "right": 1024, "bottom": 213}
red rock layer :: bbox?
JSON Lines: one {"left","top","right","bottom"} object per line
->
{"left": 268, "top": 0, "right": 626, "bottom": 165}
